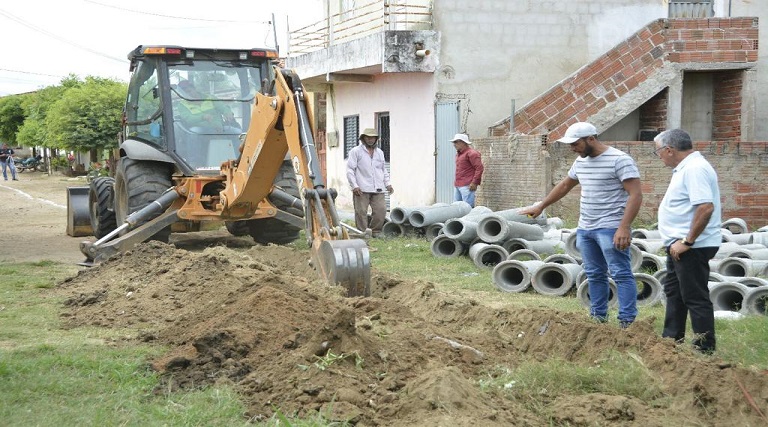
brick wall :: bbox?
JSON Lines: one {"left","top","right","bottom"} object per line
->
{"left": 489, "top": 17, "right": 759, "bottom": 139}
{"left": 474, "top": 137, "right": 768, "bottom": 229}
{"left": 712, "top": 71, "right": 743, "bottom": 141}
{"left": 639, "top": 89, "right": 668, "bottom": 132}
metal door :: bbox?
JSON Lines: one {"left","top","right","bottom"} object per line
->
{"left": 435, "top": 101, "right": 460, "bottom": 203}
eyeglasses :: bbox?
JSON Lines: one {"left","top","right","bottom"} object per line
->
{"left": 654, "top": 145, "right": 669, "bottom": 157}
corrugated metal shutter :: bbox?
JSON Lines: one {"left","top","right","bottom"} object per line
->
{"left": 435, "top": 102, "right": 460, "bottom": 204}
{"left": 669, "top": 1, "right": 713, "bottom": 18}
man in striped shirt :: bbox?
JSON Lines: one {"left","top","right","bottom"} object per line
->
{"left": 520, "top": 122, "right": 642, "bottom": 328}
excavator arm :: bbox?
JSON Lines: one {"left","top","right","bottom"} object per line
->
{"left": 219, "top": 68, "right": 371, "bottom": 296}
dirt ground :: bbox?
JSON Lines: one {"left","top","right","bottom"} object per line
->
{"left": 3, "top": 173, "right": 768, "bottom": 426}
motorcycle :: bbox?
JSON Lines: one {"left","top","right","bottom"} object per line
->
{"left": 15, "top": 155, "right": 46, "bottom": 173}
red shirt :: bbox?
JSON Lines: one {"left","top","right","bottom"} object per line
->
{"left": 454, "top": 147, "right": 484, "bottom": 186}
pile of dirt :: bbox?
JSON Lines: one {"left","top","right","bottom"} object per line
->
{"left": 56, "top": 241, "right": 768, "bottom": 426}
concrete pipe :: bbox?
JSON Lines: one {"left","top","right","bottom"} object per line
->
{"left": 638, "top": 252, "right": 666, "bottom": 274}
{"left": 492, "top": 259, "right": 545, "bottom": 293}
{"left": 576, "top": 278, "right": 618, "bottom": 309}
{"left": 504, "top": 238, "right": 564, "bottom": 256}
{"left": 709, "top": 272, "right": 725, "bottom": 282}
{"left": 442, "top": 206, "right": 493, "bottom": 242}
{"left": 390, "top": 203, "right": 448, "bottom": 225}
{"left": 629, "top": 244, "right": 643, "bottom": 272}
{"left": 721, "top": 276, "right": 768, "bottom": 288}
{"left": 717, "top": 257, "right": 768, "bottom": 277}
{"left": 714, "top": 241, "right": 743, "bottom": 259}
{"left": 721, "top": 218, "right": 749, "bottom": 234}
{"left": 634, "top": 272, "right": 663, "bottom": 306}
{"left": 709, "top": 258, "right": 722, "bottom": 272}
{"left": 631, "top": 228, "right": 661, "bottom": 240}
{"left": 759, "top": 225, "right": 768, "bottom": 232}
{"left": 721, "top": 230, "right": 753, "bottom": 245}
{"left": 546, "top": 217, "right": 565, "bottom": 230}
{"left": 476, "top": 215, "right": 545, "bottom": 244}
{"left": 631, "top": 238, "right": 665, "bottom": 255}
{"left": 708, "top": 281, "right": 749, "bottom": 314}
{"left": 488, "top": 207, "right": 548, "bottom": 225}
{"left": 542, "top": 253, "right": 579, "bottom": 264}
{"left": 506, "top": 249, "right": 541, "bottom": 261}
{"left": 564, "top": 232, "right": 582, "bottom": 263}
{"left": 744, "top": 286, "right": 768, "bottom": 316}
{"left": 424, "top": 223, "right": 444, "bottom": 240}
{"left": 409, "top": 201, "right": 472, "bottom": 228}
{"left": 653, "top": 269, "right": 668, "bottom": 282}
{"left": 469, "top": 242, "right": 509, "bottom": 269}
{"left": 430, "top": 235, "right": 467, "bottom": 258}
{"left": 531, "top": 262, "right": 583, "bottom": 297}
{"left": 750, "top": 231, "right": 768, "bottom": 246}
{"left": 727, "top": 247, "right": 768, "bottom": 260}
{"left": 382, "top": 222, "right": 407, "bottom": 238}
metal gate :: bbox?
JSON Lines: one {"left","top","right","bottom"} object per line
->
{"left": 435, "top": 101, "right": 460, "bottom": 203}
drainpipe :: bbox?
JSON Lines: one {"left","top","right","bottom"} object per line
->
{"left": 468, "top": 242, "right": 509, "bottom": 269}
{"left": 409, "top": 201, "right": 472, "bottom": 228}
{"left": 492, "top": 259, "right": 545, "bottom": 293}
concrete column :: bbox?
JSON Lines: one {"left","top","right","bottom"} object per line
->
{"left": 741, "top": 68, "right": 757, "bottom": 141}
{"left": 666, "top": 69, "right": 684, "bottom": 129}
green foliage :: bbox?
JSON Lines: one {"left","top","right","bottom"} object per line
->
{"left": 17, "top": 84, "right": 71, "bottom": 148}
{"left": 0, "top": 95, "right": 26, "bottom": 144}
{"left": 45, "top": 77, "right": 126, "bottom": 151}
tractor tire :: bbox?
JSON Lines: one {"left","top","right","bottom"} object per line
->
{"left": 114, "top": 158, "right": 173, "bottom": 242}
{"left": 225, "top": 220, "right": 250, "bottom": 236}
{"left": 246, "top": 160, "right": 303, "bottom": 245}
{"left": 89, "top": 176, "right": 117, "bottom": 239}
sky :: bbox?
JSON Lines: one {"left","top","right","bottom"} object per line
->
{"left": 0, "top": 0, "right": 323, "bottom": 96}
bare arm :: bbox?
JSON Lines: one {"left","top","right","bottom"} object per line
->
{"left": 519, "top": 177, "right": 579, "bottom": 217}
{"left": 614, "top": 177, "right": 642, "bottom": 249}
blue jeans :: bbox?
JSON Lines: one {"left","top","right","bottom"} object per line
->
{"left": 454, "top": 186, "right": 475, "bottom": 207}
{"left": 576, "top": 228, "right": 637, "bottom": 322}
{"left": 1, "top": 160, "right": 17, "bottom": 180}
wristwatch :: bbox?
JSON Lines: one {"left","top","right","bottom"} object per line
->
{"left": 681, "top": 238, "right": 694, "bottom": 247}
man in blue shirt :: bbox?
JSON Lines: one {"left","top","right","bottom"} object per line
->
{"left": 655, "top": 128, "right": 721, "bottom": 354}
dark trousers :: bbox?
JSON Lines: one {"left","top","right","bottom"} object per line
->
{"left": 353, "top": 192, "right": 386, "bottom": 235}
{"left": 662, "top": 246, "right": 719, "bottom": 353}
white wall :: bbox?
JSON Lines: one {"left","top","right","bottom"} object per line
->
{"left": 326, "top": 72, "right": 437, "bottom": 210}
{"left": 432, "top": 1, "right": 667, "bottom": 137}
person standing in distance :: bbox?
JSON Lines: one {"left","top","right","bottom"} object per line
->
{"left": 346, "top": 128, "right": 393, "bottom": 237}
{"left": 0, "top": 143, "right": 18, "bottom": 181}
{"left": 451, "top": 133, "right": 484, "bottom": 207}
{"left": 654, "top": 128, "right": 721, "bottom": 354}
{"left": 520, "top": 122, "right": 642, "bottom": 327}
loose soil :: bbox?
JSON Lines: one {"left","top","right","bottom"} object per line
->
{"left": 3, "top": 174, "right": 768, "bottom": 426}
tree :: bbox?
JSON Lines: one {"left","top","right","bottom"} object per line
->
{"left": 16, "top": 77, "right": 76, "bottom": 149}
{"left": 45, "top": 77, "right": 126, "bottom": 153}
{"left": 0, "top": 95, "right": 26, "bottom": 145}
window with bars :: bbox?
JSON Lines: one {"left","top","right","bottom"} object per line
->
{"left": 343, "top": 115, "right": 359, "bottom": 159}
{"left": 376, "top": 112, "right": 390, "bottom": 162}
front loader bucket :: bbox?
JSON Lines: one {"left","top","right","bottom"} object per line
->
{"left": 66, "top": 186, "right": 92, "bottom": 237}
{"left": 313, "top": 239, "right": 371, "bottom": 297}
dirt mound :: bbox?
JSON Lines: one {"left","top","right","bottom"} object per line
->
{"left": 56, "top": 242, "right": 768, "bottom": 426}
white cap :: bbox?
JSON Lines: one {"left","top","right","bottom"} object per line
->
{"left": 450, "top": 133, "right": 472, "bottom": 144}
{"left": 556, "top": 122, "right": 598, "bottom": 144}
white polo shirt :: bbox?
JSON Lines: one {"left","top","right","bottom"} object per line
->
{"left": 658, "top": 151, "right": 722, "bottom": 248}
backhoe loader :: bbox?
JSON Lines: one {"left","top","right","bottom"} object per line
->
{"left": 68, "top": 45, "right": 370, "bottom": 296}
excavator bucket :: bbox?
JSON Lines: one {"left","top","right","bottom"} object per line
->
{"left": 66, "top": 186, "right": 92, "bottom": 237}
{"left": 313, "top": 239, "right": 371, "bottom": 297}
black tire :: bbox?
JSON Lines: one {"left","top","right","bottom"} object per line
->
{"left": 114, "top": 158, "right": 173, "bottom": 242}
{"left": 35, "top": 163, "right": 47, "bottom": 173}
{"left": 89, "top": 177, "right": 117, "bottom": 238}
{"left": 225, "top": 220, "right": 250, "bottom": 236}
{"left": 246, "top": 160, "right": 303, "bottom": 245}
{"left": 16, "top": 166, "right": 25, "bottom": 173}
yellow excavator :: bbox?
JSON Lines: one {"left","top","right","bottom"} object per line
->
{"left": 69, "top": 45, "right": 370, "bottom": 296}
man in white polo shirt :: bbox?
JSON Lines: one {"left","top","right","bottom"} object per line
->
{"left": 655, "top": 128, "right": 721, "bottom": 354}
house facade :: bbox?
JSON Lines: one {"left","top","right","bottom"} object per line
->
{"left": 287, "top": 0, "right": 767, "bottom": 212}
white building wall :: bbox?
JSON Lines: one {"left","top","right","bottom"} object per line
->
{"left": 432, "top": 1, "right": 666, "bottom": 138}
{"left": 326, "top": 72, "right": 437, "bottom": 210}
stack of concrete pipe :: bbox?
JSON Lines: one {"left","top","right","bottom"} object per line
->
{"left": 642, "top": 218, "right": 768, "bottom": 316}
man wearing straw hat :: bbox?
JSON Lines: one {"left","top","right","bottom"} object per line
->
{"left": 346, "top": 128, "right": 393, "bottom": 237}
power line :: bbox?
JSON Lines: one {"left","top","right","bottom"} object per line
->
{"left": 0, "top": 8, "right": 127, "bottom": 64}
{"left": 84, "top": 0, "right": 271, "bottom": 24}
{"left": 0, "top": 68, "right": 63, "bottom": 78}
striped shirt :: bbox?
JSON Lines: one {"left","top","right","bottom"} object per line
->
{"left": 568, "top": 146, "right": 640, "bottom": 230}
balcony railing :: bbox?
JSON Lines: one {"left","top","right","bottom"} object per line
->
{"left": 288, "top": 0, "right": 433, "bottom": 56}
